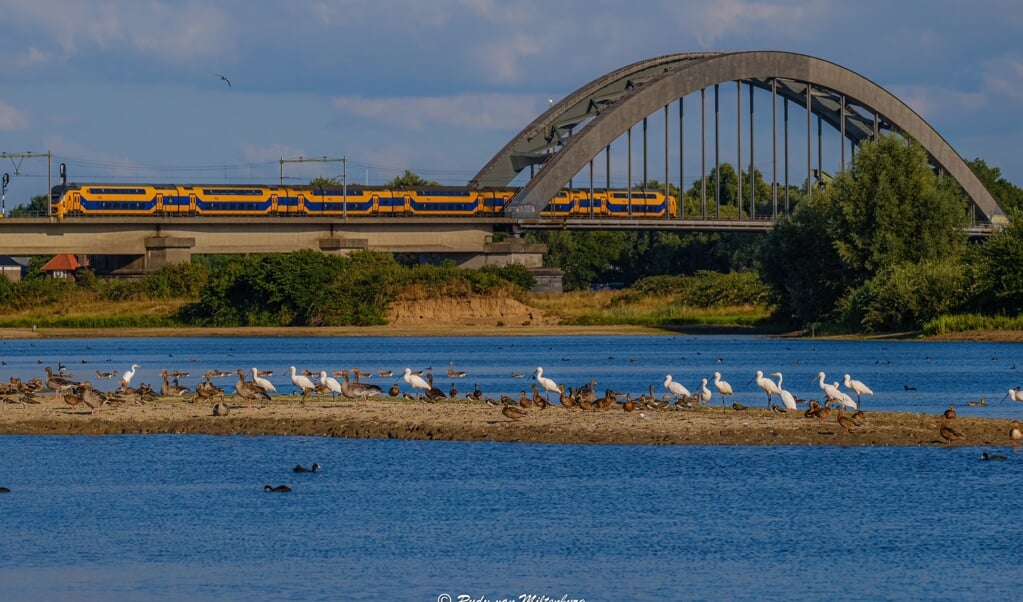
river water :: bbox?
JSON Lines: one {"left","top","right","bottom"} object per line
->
{"left": 0, "top": 334, "right": 1021, "bottom": 600}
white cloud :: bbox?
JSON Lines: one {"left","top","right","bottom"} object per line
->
{"left": 332, "top": 93, "right": 543, "bottom": 130}
{"left": 981, "top": 56, "right": 1023, "bottom": 103}
{"left": 0, "top": 100, "right": 29, "bottom": 131}
{"left": 888, "top": 85, "right": 987, "bottom": 121}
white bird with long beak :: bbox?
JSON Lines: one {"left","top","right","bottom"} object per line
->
{"left": 751, "top": 370, "right": 782, "bottom": 407}
{"left": 319, "top": 371, "right": 343, "bottom": 398}
{"left": 843, "top": 374, "right": 873, "bottom": 407}
{"left": 664, "top": 375, "right": 690, "bottom": 400}
{"left": 771, "top": 372, "right": 798, "bottom": 411}
{"left": 251, "top": 368, "right": 276, "bottom": 394}
{"left": 289, "top": 366, "right": 316, "bottom": 397}
{"left": 713, "top": 371, "right": 733, "bottom": 405}
{"left": 403, "top": 368, "right": 431, "bottom": 399}
{"left": 532, "top": 367, "right": 559, "bottom": 401}
{"left": 120, "top": 364, "right": 140, "bottom": 389}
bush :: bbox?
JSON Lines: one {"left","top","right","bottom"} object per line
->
{"left": 846, "top": 260, "right": 972, "bottom": 332}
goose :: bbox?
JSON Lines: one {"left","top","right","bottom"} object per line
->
{"left": 836, "top": 407, "right": 858, "bottom": 434}
{"left": 160, "top": 369, "right": 189, "bottom": 397}
{"left": 44, "top": 366, "right": 77, "bottom": 400}
{"left": 340, "top": 370, "right": 382, "bottom": 407}
{"left": 423, "top": 374, "right": 446, "bottom": 401}
{"left": 939, "top": 418, "right": 964, "bottom": 445}
{"left": 943, "top": 404, "right": 957, "bottom": 420}
{"left": 235, "top": 369, "right": 271, "bottom": 408}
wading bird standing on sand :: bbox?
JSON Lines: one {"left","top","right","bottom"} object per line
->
{"left": 750, "top": 370, "right": 782, "bottom": 407}
{"left": 532, "top": 367, "right": 559, "bottom": 401}
{"left": 843, "top": 374, "right": 874, "bottom": 407}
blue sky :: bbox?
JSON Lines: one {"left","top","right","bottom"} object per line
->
{"left": 0, "top": 0, "right": 1020, "bottom": 208}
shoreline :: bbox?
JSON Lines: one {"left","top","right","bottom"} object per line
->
{"left": 3, "top": 324, "right": 1022, "bottom": 342}
{"left": 0, "top": 394, "right": 1017, "bottom": 448}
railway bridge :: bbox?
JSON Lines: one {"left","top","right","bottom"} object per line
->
{"left": 0, "top": 51, "right": 1004, "bottom": 277}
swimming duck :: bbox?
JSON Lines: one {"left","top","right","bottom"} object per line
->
{"left": 981, "top": 452, "right": 1007, "bottom": 461}
{"left": 264, "top": 484, "right": 291, "bottom": 492}
{"left": 293, "top": 463, "right": 320, "bottom": 473}
{"left": 0, "top": 486, "right": 10, "bottom": 493}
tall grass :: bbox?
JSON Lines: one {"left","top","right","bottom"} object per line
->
{"left": 923, "top": 313, "right": 1023, "bottom": 335}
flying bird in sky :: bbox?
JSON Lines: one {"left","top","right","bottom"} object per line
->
{"left": 216, "top": 73, "right": 231, "bottom": 88}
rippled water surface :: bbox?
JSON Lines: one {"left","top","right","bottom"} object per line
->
{"left": 0, "top": 335, "right": 1022, "bottom": 600}
{"left": 1, "top": 437, "right": 1021, "bottom": 601}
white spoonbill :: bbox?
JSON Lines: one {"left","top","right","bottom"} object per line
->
{"left": 663, "top": 375, "right": 690, "bottom": 400}
{"left": 816, "top": 372, "right": 842, "bottom": 402}
{"left": 713, "top": 371, "right": 733, "bottom": 405}
{"left": 698, "top": 378, "right": 713, "bottom": 404}
{"left": 751, "top": 370, "right": 782, "bottom": 407}
{"left": 1002, "top": 388, "right": 1023, "bottom": 403}
{"left": 120, "top": 364, "right": 140, "bottom": 389}
{"left": 843, "top": 374, "right": 873, "bottom": 407}
{"left": 252, "top": 368, "right": 276, "bottom": 394}
{"left": 831, "top": 382, "right": 858, "bottom": 411}
{"left": 403, "top": 368, "right": 431, "bottom": 399}
{"left": 319, "top": 371, "right": 343, "bottom": 398}
{"left": 770, "top": 372, "right": 798, "bottom": 411}
{"left": 289, "top": 366, "right": 317, "bottom": 399}
{"left": 532, "top": 367, "right": 560, "bottom": 401}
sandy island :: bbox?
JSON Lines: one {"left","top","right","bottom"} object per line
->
{"left": 0, "top": 392, "right": 1017, "bottom": 448}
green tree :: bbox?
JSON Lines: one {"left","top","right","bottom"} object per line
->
{"left": 967, "top": 158, "right": 1023, "bottom": 215}
{"left": 309, "top": 176, "right": 344, "bottom": 188}
{"left": 9, "top": 194, "right": 50, "bottom": 217}
{"left": 976, "top": 208, "right": 1023, "bottom": 313}
{"left": 827, "top": 135, "right": 968, "bottom": 281}
{"left": 384, "top": 170, "right": 441, "bottom": 188}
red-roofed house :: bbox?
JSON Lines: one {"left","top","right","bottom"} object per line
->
{"left": 41, "top": 254, "right": 87, "bottom": 280}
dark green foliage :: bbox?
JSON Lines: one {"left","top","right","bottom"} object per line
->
{"left": 968, "top": 158, "right": 1023, "bottom": 215}
{"left": 758, "top": 135, "right": 973, "bottom": 331}
{"left": 0, "top": 276, "right": 74, "bottom": 310}
{"left": 976, "top": 208, "right": 1023, "bottom": 313}
{"left": 384, "top": 170, "right": 441, "bottom": 188}
{"left": 179, "top": 250, "right": 534, "bottom": 327}
{"left": 617, "top": 271, "right": 769, "bottom": 308}
{"left": 9, "top": 194, "right": 50, "bottom": 217}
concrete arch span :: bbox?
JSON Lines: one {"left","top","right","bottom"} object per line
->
{"left": 476, "top": 51, "right": 1004, "bottom": 224}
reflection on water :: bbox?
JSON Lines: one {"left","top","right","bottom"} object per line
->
{"left": 1, "top": 436, "right": 1022, "bottom": 600}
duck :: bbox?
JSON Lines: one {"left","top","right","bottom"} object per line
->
{"left": 836, "top": 407, "right": 858, "bottom": 434}
{"left": 264, "top": 484, "right": 292, "bottom": 493}
{"left": 518, "top": 390, "right": 532, "bottom": 409}
{"left": 0, "top": 486, "right": 9, "bottom": 493}
{"left": 622, "top": 393, "right": 635, "bottom": 414}
{"left": 732, "top": 401, "right": 747, "bottom": 411}
{"left": 967, "top": 398, "right": 987, "bottom": 407}
{"left": 981, "top": 452, "right": 1007, "bottom": 461}
{"left": 939, "top": 418, "right": 964, "bottom": 445}
{"left": 293, "top": 463, "right": 320, "bottom": 473}
{"left": 466, "top": 383, "right": 483, "bottom": 402}
{"left": 502, "top": 404, "right": 527, "bottom": 421}
{"left": 212, "top": 402, "right": 230, "bottom": 416}
{"left": 943, "top": 404, "right": 957, "bottom": 420}
{"left": 388, "top": 383, "right": 400, "bottom": 397}
{"left": 558, "top": 384, "right": 576, "bottom": 409}
{"left": 1010, "top": 421, "right": 1023, "bottom": 445}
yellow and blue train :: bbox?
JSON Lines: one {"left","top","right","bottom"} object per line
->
{"left": 50, "top": 183, "right": 676, "bottom": 219}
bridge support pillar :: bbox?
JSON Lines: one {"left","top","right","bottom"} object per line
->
{"left": 145, "top": 236, "right": 196, "bottom": 271}
{"left": 457, "top": 239, "right": 547, "bottom": 269}
{"left": 318, "top": 238, "right": 369, "bottom": 253}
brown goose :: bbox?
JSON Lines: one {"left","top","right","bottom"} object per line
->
{"left": 235, "top": 369, "right": 271, "bottom": 408}
{"left": 340, "top": 370, "right": 382, "bottom": 407}
{"left": 836, "top": 407, "right": 857, "bottom": 434}
{"left": 160, "top": 369, "right": 189, "bottom": 397}
{"left": 502, "top": 404, "right": 527, "bottom": 421}
{"left": 943, "top": 404, "right": 957, "bottom": 421}
{"left": 423, "top": 374, "right": 447, "bottom": 401}
{"left": 44, "top": 366, "right": 77, "bottom": 400}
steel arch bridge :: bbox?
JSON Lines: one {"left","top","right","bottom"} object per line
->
{"left": 470, "top": 51, "right": 1005, "bottom": 230}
